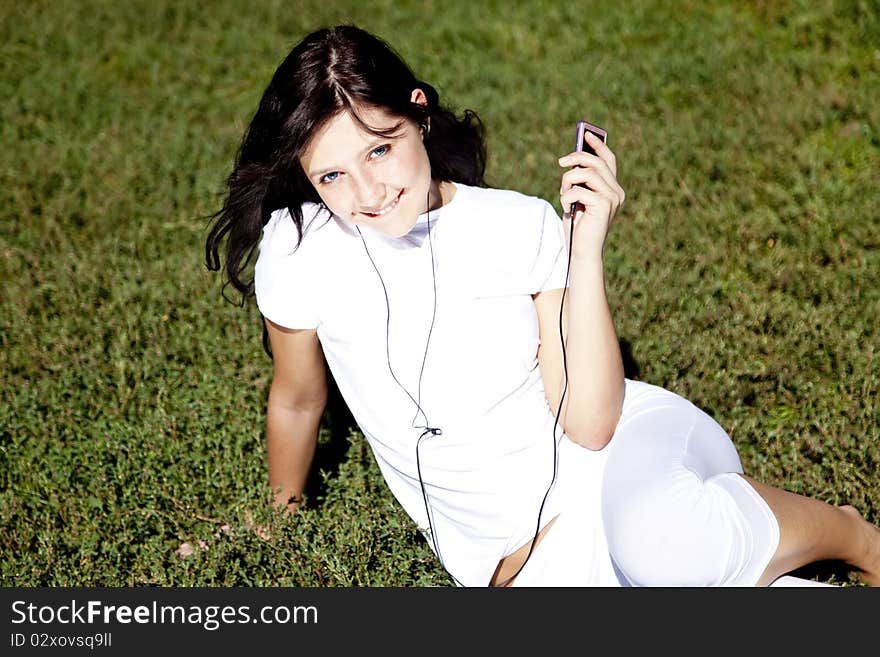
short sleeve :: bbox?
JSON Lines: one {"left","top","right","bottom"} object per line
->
{"left": 526, "top": 200, "right": 569, "bottom": 294}
{"left": 253, "top": 209, "right": 320, "bottom": 329}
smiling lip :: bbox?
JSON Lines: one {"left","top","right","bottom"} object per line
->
{"left": 362, "top": 190, "right": 403, "bottom": 218}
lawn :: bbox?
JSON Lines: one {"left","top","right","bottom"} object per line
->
{"left": 1, "top": 0, "right": 878, "bottom": 586}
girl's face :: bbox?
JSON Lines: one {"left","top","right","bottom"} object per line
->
{"left": 300, "top": 91, "right": 435, "bottom": 238}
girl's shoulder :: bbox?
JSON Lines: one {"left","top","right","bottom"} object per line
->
{"left": 254, "top": 203, "right": 332, "bottom": 329}
{"left": 447, "top": 185, "right": 565, "bottom": 291}
{"left": 258, "top": 202, "right": 335, "bottom": 259}
{"left": 451, "top": 184, "right": 559, "bottom": 243}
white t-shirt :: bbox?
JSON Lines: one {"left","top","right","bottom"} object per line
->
{"left": 255, "top": 182, "right": 583, "bottom": 586}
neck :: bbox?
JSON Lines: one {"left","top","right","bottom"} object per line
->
{"left": 427, "top": 180, "right": 453, "bottom": 214}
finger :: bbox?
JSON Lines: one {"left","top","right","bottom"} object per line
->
{"left": 558, "top": 150, "right": 619, "bottom": 191}
{"left": 560, "top": 167, "right": 621, "bottom": 205}
{"left": 581, "top": 130, "right": 618, "bottom": 177}
{"left": 560, "top": 173, "right": 624, "bottom": 219}
{"left": 559, "top": 160, "right": 625, "bottom": 211}
{"left": 558, "top": 150, "right": 603, "bottom": 170}
{"left": 560, "top": 186, "right": 614, "bottom": 219}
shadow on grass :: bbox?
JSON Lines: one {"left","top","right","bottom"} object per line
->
{"left": 305, "top": 367, "right": 357, "bottom": 507}
{"left": 620, "top": 337, "right": 641, "bottom": 380}
{"left": 786, "top": 561, "right": 861, "bottom": 587}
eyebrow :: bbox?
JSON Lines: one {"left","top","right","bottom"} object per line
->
{"left": 307, "top": 137, "right": 395, "bottom": 179}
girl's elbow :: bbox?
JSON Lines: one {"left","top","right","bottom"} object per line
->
{"left": 565, "top": 412, "right": 621, "bottom": 451}
{"left": 566, "top": 428, "right": 614, "bottom": 451}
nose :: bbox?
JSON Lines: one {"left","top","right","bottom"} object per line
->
{"left": 350, "top": 169, "right": 384, "bottom": 211}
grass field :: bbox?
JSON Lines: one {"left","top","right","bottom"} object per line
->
{"left": 1, "top": 0, "right": 878, "bottom": 586}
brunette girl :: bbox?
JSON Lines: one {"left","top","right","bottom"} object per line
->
{"left": 206, "top": 25, "right": 880, "bottom": 587}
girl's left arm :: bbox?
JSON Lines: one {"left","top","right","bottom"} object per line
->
{"left": 534, "top": 130, "right": 626, "bottom": 450}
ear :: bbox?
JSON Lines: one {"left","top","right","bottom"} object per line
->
{"left": 411, "top": 88, "right": 430, "bottom": 138}
{"left": 410, "top": 88, "right": 428, "bottom": 107}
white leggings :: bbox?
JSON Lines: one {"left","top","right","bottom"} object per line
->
{"left": 511, "top": 379, "right": 831, "bottom": 587}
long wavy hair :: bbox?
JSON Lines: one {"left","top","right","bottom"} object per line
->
{"left": 205, "top": 25, "right": 487, "bottom": 308}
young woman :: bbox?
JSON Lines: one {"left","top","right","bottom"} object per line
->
{"left": 206, "top": 25, "right": 880, "bottom": 587}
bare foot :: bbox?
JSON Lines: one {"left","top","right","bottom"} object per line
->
{"left": 840, "top": 505, "right": 880, "bottom": 586}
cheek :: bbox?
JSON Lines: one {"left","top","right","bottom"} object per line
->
{"left": 397, "top": 143, "right": 432, "bottom": 184}
{"left": 412, "top": 142, "right": 432, "bottom": 172}
{"left": 314, "top": 184, "right": 350, "bottom": 217}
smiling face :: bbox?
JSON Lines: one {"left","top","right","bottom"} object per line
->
{"left": 299, "top": 99, "right": 436, "bottom": 238}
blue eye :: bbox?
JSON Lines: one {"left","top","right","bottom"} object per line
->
{"left": 320, "top": 171, "right": 339, "bottom": 184}
{"left": 370, "top": 145, "right": 389, "bottom": 158}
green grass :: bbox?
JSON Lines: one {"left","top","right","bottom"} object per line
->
{"left": 1, "top": 0, "right": 878, "bottom": 586}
